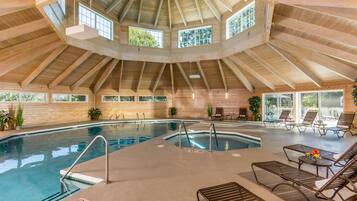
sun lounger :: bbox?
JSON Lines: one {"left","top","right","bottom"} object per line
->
{"left": 325, "top": 112, "right": 356, "bottom": 138}
{"left": 263, "top": 110, "right": 291, "bottom": 127}
{"left": 212, "top": 107, "right": 224, "bottom": 121}
{"left": 285, "top": 111, "right": 318, "bottom": 133}
{"left": 237, "top": 107, "right": 248, "bottom": 121}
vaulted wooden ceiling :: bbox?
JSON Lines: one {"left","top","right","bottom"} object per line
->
{"left": 0, "top": 0, "right": 356, "bottom": 94}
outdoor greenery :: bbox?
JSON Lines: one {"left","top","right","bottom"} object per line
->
{"left": 16, "top": 104, "right": 24, "bottom": 128}
{"left": 248, "top": 96, "right": 261, "bottom": 121}
{"left": 129, "top": 27, "right": 161, "bottom": 48}
{"left": 170, "top": 107, "right": 177, "bottom": 117}
{"left": 178, "top": 26, "right": 212, "bottom": 48}
{"left": 301, "top": 93, "right": 318, "bottom": 108}
{"left": 353, "top": 79, "right": 357, "bottom": 107}
{"left": 207, "top": 104, "right": 213, "bottom": 118}
{"left": 88, "top": 107, "right": 102, "bottom": 120}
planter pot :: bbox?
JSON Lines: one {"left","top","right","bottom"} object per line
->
{"left": 91, "top": 117, "right": 100, "bottom": 121}
{"left": 0, "top": 126, "right": 5, "bottom": 131}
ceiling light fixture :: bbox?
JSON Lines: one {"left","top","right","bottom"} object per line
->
{"left": 225, "top": 92, "right": 229, "bottom": 99}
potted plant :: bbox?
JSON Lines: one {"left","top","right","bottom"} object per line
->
{"left": 248, "top": 96, "right": 262, "bottom": 121}
{"left": 207, "top": 104, "right": 213, "bottom": 120}
{"left": 16, "top": 104, "right": 24, "bottom": 130}
{"left": 353, "top": 78, "right": 357, "bottom": 107}
{"left": 0, "top": 110, "right": 9, "bottom": 131}
{"left": 170, "top": 107, "right": 177, "bottom": 118}
{"left": 7, "top": 104, "right": 16, "bottom": 130}
{"left": 88, "top": 107, "right": 102, "bottom": 120}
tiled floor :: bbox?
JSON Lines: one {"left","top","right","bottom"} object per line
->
{"left": 60, "top": 121, "right": 356, "bottom": 201}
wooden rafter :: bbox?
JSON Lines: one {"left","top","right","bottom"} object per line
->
{"left": 170, "top": 63, "right": 175, "bottom": 94}
{"left": 49, "top": 51, "right": 93, "bottom": 88}
{"left": 245, "top": 49, "right": 296, "bottom": 89}
{"left": 0, "top": 41, "right": 63, "bottom": 78}
{"left": 229, "top": 55, "right": 275, "bottom": 91}
{"left": 174, "top": 0, "right": 187, "bottom": 26}
{"left": 119, "top": 0, "right": 135, "bottom": 23}
{"left": 137, "top": 0, "right": 143, "bottom": 24}
{"left": 167, "top": 0, "right": 172, "bottom": 28}
{"left": 105, "top": 0, "right": 122, "bottom": 13}
{"left": 21, "top": 45, "right": 68, "bottom": 88}
{"left": 265, "top": 1, "right": 275, "bottom": 41}
{"left": 136, "top": 62, "right": 146, "bottom": 92}
{"left": 273, "top": 31, "right": 357, "bottom": 65}
{"left": 202, "top": 0, "right": 221, "bottom": 21}
{"left": 153, "top": 63, "right": 167, "bottom": 93}
{"left": 0, "top": 19, "right": 48, "bottom": 42}
{"left": 217, "top": 0, "right": 232, "bottom": 12}
{"left": 0, "top": 0, "right": 34, "bottom": 16}
{"left": 267, "top": 43, "right": 322, "bottom": 88}
{"left": 154, "top": 0, "right": 164, "bottom": 26}
{"left": 194, "top": 0, "right": 203, "bottom": 24}
{"left": 217, "top": 59, "right": 227, "bottom": 92}
{"left": 118, "top": 60, "right": 124, "bottom": 92}
{"left": 94, "top": 59, "right": 120, "bottom": 93}
{"left": 176, "top": 63, "right": 194, "bottom": 92}
{"left": 71, "top": 57, "right": 112, "bottom": 90}
{"left": 222, "top": 58, "right": 254, "bottom": 92}
{"left": 196, "top": 61, "right": 210, "bottom": 91}
{"left": 300, "top": 6, "right": 357, "bottom": 21}
{"left": 270, "top": 39, "right": 357, "bottom": 81}
{"left": 275, "top": 0, "right": 357, "bottom": 9}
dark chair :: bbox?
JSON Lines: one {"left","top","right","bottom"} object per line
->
{"left": 196, "top": 182, "right": 264, "bottom": 201}
{"left": 286, "top": 110, "right": 318, "bottom": 133}
{"left": 212, "top": 107, "right": 224, "bottom": 121}
{"left": 252, "top": 156, "right": 357, "bottom": 201}
{"left": 237, "top": 107, "right": 248, "bottom": 121}
{"left": 326, "top": 112, "right": 356, "bottom": 138}
{"left": 263, "top": 110, "right": 291, "bottom": 127}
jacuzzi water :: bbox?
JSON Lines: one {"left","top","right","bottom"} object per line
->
{"left": 0, "top": 122, "right": 182, "bottom": 201}
{"left": 166, "top": 132, "right": 261, "bottom": 151}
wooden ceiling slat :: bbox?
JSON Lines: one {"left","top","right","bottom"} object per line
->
{"left": 176, "top": 63, "right": 194, "bottom": 92}
{"left": 94, "top": 59, "right": 120, "bottom": 93}
{"left": 153, "top": 63, "right": 167, "bottom": 93}
{"left": 217, "top": 59, "right": 227, "bottom": 92}
{"left": 221, "top": 58, "right": 254, "bottom": 92}
{"left": 0, "top": 19, "right": 48, "bottom": 42}
{"left": 196, "top": 61, "right": 210, "bottom": 91}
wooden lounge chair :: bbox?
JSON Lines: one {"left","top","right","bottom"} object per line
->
{"left": 251, "top": 156, "right": 357, "bottom": 201}
{"left": 286, "top": 111, "right": 318, "bottom": 133}
{"left": 263, "top": 110, "right": 291, "bottom": 127}
{"left": 212, "top": 107, "right": 224, "bottom": 121}
{"left": 283, "top": 141, "right": 357, "bottom": 167}
{"left": 325, "top": 112, "right": 356, "bottom": 138}
{"left": 196, "top": 182, "right": 264, "bottom": 201}
{"left": 237, "top": 107, "right": 248, "bottom": 121}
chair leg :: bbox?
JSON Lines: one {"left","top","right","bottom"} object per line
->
{"left": 196, "top": 191, "right": 201, "bottom": 201}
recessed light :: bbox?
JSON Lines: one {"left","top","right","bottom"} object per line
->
{"left": 157, "top": 144, "right": 165, "bottom": 148}
{"left": 232, "top": 153, "right": 241, "bottom": 157}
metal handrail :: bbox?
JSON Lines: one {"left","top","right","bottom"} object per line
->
{"left": 60, "top": 135, "right": 109, "bottom": 192}
{"left": 209, "top": 122, "right": 219, "bottom": 152}
{"left": 178, "top": 120, "right": 191, "bottom": 148}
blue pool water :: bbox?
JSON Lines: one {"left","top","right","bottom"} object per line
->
{"left": 166, "top": 132, "right": 261, "bottom": 151}
{"left": 0, "top": 122, "right": 180, "bottom": 201}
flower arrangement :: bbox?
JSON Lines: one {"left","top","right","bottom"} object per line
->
{"left": 305, "top": 149, "right": 321, "bottom": 159}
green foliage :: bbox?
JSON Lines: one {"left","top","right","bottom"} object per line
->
{"left": 302, "top": 93, "right": 318, "bottom": 108}
{"left": 7, "top": 104, "right": 16, "bottom": 130}
{"left": 353, "top": 79, "right": 357, "bottom": 107}
{"left": 170, "top": 107, "right": 177, "bottom": 116}
{"left": 207, "top": 104, "right": 213, "bottom": 117}
{"left": 88, "top": 107, "right": 102, "bottom": 120}
{"left": 16, "top": 104, "right": 24, "bottom": 127}
{"left": 129, "top": 28, "right": 159, "bottom": 48}
{"left": 248, "top": 96, "right": 262, "bottom": 121}
{"left": 0, "top": 110, "right": 9, "bottom": 131}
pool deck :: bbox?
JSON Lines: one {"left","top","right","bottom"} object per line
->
{"left": 59, "top": 121, "right": 356, "bottom": 201}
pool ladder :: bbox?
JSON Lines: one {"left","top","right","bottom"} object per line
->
{"left": 209, "top": 122, "right": 219, "bottom": 151}
{"left": 60, "top": 135, "right": 110, "bottom": 193}
{"left": 178, "top": 120, "right": 191, "bottom": 148}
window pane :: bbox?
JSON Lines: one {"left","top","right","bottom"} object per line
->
{"left": 226, "top": 1, "right": 255, "bottom": 39}
{"left": 154, "top": 96, "right": 167, "bottom": 102}
{"left": 139, "top": 96, "right": 154, "bottom": 102}
{"left": 178, "top": 26, "right": 212, "bottom": 48}
{"left": 128, "top": 26, "right": 163, "bottom": 48}
{"left": 319, "top": 91, "right": 343, "bottom": 124}
{"left": 0, "top": 92, "right": 19, "bottom": 102}
{"left": 264, "top": 94, "right": 278, "bottom": 119}
{"left": 300, "top": 92, "right": 318, "bottom": 119}
{"left": 71, "top": 95, "right": 87, "bottom": 102}
{"left": 120, "top": 96, "right": 135, "bottom": 102}
{"left": 52, "top": 94, "right": 70, "bottom": 102}
{"left": 21, "top": 93, "right": 46, "bottom": 103}
{"left": 103, "top": 96, "right": 119, "bottom": 102}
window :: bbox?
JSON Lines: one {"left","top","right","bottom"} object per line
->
{"left": 120, "top": 96, "right": 135, "bottom": 102}
{"left": 52, "top": 94, "right": 87, "bottom": 103}
{"left": 178, "top": 26, "right": 212, "bottom": 48}
{"left": 154, "top": 96, "right": 167, "bottom": 102}
{"left": 226, "top": 1, "right": 255, "bottom": 39}
{"left": 263, "top": 93, "right": 294, "bottom": 120}
{"left": 78, "top": 3, "right": 113, "bottom": 40}
{"left": 0, "top": 91, "right": 47, "bottom": 103}
{"left": 0, "top": 91, "right": 19, "bottom": 102}
{"left": 58, "top": 0, "right": 65, "bottom": 15}
{"left": 139, "top": 96, "right": 154, "bottom": 102}
{"left": 102, "top": 95, "right": 119, "bottom": 102}
{"left": 128, "top": 26, "right": 163, "bottom": 48}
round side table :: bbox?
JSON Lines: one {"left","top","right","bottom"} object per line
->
{"left": 298, "top": 156, "right": 333, "bottom": 178}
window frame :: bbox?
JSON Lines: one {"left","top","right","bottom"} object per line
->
{"left": 178, "top": 25, "right": 213, "bottom": 48}
{"left": 0, "top": 91, "right": 48, "bottom": 103}
{"left": 52, "top": 93, "right": 88, "bottom": 103}
{"left": 128, "top": 26, "right": 164, "bottom": 48}
{"left": 226, "top": 1, "right": 256, "bottom": 40}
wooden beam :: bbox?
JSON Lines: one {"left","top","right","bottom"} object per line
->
{"left": 270, "top": 39, "right": 357, "bottom": 81}
{"left": 137, "top": 0, "right": 143, "bottom": 24}
{"left": 196, "top": 61, "right": 210, "bottom": 91}
{"left": 105, "top": 0, "right": 122, "bottom": 13}
{"left": 174, "top": 0, "right": 187, "bottom": 26}
{"left": 300, "top": 6, "right": 357, "bottom": 21}
{"left": 170, "top": 63, "right": 175, "bottom": 94}
{"left": 275, "top": 0, "right": 357, "bottom": 9}
{"left": 153, "top": 63, "right": 167, "bottom": 93}
{"left": 0, "top": 19, "right": 48, "bottom": 42}
{"left": 0, "top": 41, "right": 63, "bottom": 78}
{"left": 136, "top": 62, "right": 146, "bottom": 92}
{"left": 94, "top": 59, "right": 120, "bottom": 93}
{"left": 245, "top": 49, "right": 296, "bottom": 89}
{"left": 273, "top": 31, "right": 357, "bottom": 65}
{"left": 21, "top": 45, "right": 68, "bottom": 88}
{"left": 221, "top": 58, "right": 254, "bottom": 92}
{"left": 265, "top": 1, "right": 275, "bottom": 41}
{"left": 194, "top": 0, "right": 204, "bottom": 24}
{"left": 167, "top": 0, "right": 172, "bottom": 28}
{"left": 229, "top": 55, "right": 275, "bottom": 91}
{"left": 154, "top": 0, "right": 164, "bottom": 26}
{"left": 176, "top": 63, "right": 194, "bottom": 92}
{"left": 71, "top": 57, "right": 112, "bottom": 90}
{"left": 119, "top": 0, "right": 135, "bottom": 23}
{"left": 217, "top": 0, "right": 232, "bottom": 12}
{"left": 49, "top": 51, "right": 93, "bottom": 88}
{"left": 217, "top": 60, "right": 227, "bottom": 92}
{"left": 118, "top": 60, "right": 124, "bottom": 92}
{"left": 202, "top": 0, "right": 221, "bottom": 21}
{"left": 267, "top": 43, "right": 322, "bottom": 88}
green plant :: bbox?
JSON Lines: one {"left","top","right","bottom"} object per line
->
{"left": 248, "top": 96, "right": 262, "bottom": 121}
{"left": 129, "top": 27, "right": 160, "bottom": 48}
{"left": 88, "top": 107, "right": 102, "bottom": 120}
{"left": 170, "top": 107, "right": 177, "bottom": 117}
{"left": 353, "top": 78, "right": 357, "bottom": 107}
{"left": 0, "top": 110, "right": 9, "bottom": 131}
{"left": 16, "top": 104, "right": 24, "bottom": 127}
{"left": 207, "top": 104, "right": 213, "bottom": 117}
